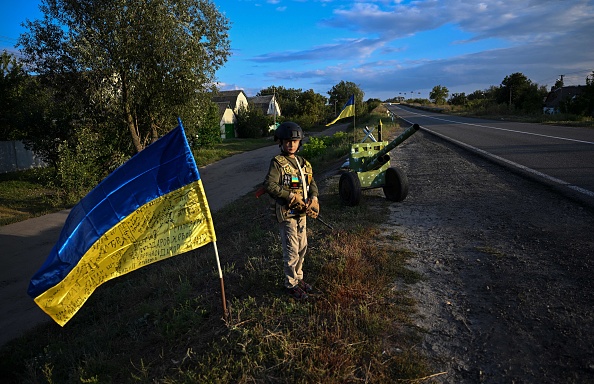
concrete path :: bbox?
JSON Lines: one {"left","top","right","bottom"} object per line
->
{"left": 0, "top": 123, "right": 347, "bottom": 347}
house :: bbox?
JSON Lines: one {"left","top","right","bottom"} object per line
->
{"left": 215, "top": 102, "right": 237, "bottom": 139}
{"left": 248, "top": 95, "right": 282, "bottom": 118}
{"left": 211, "top": 90, "right": 249, "bottom": 114}
{"left": 211, "top": 90, "right": 250, "bottom": 139}
{"left": 543, "top": 86, "right": 584, "bottom": 114}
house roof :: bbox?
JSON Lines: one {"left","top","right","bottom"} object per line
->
{"left": 214, "top": 101, "right": 232, "bottom": 118}
{"left": 211, "top": 90, "right": 247, "bottom": 110}
{"left": 544, "top": 86, "right": 585, "bottom": 108}
{"left": 248, "top": 95, "right": 279, "bottom": 115}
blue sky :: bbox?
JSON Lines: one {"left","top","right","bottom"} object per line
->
{"left": 2, "top": 0, "right": 594, "bottom": 100}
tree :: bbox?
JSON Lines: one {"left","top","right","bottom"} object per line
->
{"left": 259, "top": 86, "right": 302, "bottom": 118}
{"left": 257, "top": 86, "right": 327, "bottom": 128}
{"left": 0, "top": 51, "right": 28, "bottom": 140}
{"left": 19, "top": 0, "right": 231, "bottom": 153}
{"left": 448, "top": 92, "right": 467, "bottom": 106}
{"left": 296, "top": 89, "right": 328, "bottom": 127}
{"left": 192, "top": 101, "right": 222, "bottom": 148}
{"left": 563, "top": 71, "right": 594, "bottom": 116}
{"left": 235, "top": 103, "right": 270, "bottom": 138}
{"left": 366, "top": 98, "right": 382, "bottom": 112}
{"left": 497, "top": 73, "right": 546, "bottom": 113}
{"left": 429, "top": 85, "right": 449, "bottom": 105}
{"left": 327, "top": 81, "right": 365, "bottom": 118}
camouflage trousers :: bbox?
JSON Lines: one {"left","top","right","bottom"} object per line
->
{"left": 279, "top": 215, "right": 308, "bottom": 289}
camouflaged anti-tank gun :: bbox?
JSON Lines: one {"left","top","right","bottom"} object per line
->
{"left": 339, "top": 123, "right": 420, "bottom": 206}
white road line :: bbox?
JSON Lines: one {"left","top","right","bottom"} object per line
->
{"left": 396, "top": 113, "right": 594, "bottom": 199}
{"left": 398, "top": 108, "right": 594, "bottom": 145}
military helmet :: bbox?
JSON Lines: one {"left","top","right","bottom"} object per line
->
{"left": 274, "top": 121, "right": 303, "bottom": 142}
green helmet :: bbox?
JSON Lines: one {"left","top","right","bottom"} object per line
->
{"left": 274, "top": 121, "right": 303, "bottom": 142}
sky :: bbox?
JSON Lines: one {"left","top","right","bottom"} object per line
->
{"left": 1, "top": 0, "right": 594, "bottom": 101}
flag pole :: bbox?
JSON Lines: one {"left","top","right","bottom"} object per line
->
{"left": 213, "top": 241, "right": 228, "bottom": 319}
{"left": 353, "top": 95, "right": 356, "bottom": 141}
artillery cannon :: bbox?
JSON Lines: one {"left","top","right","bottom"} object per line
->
{"left": 339, "top": 123, "right": 419, "bottom": 206}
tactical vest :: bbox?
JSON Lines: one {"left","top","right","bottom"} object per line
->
{"left": 273, "top": 154, "right": 313, "bottom": 221}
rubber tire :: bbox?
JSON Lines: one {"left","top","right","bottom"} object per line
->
{"left": 383, "top": 167, "right": 409, "bottom": 202}
{"left": 339, "top": 171, "right": 361, "bottom": 206}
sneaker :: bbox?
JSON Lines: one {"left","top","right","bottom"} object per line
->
{"left": 287, "top": 285, "right": 309, "bottom": 300}
{"left": 298, "top": 280, "right": 313, "bottom": 293}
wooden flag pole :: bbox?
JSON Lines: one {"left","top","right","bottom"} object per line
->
{"left": 213, "top": 241, "right": 228, "bottom": 319}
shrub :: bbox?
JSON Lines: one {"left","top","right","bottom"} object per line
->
{"left": 53, "top": 126, "right": 110, "bottom": 206}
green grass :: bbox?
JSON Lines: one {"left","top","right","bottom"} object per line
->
{"left": 0, "top": 168, "right": 68, "bottom": 226}
{"left": 0, "top": 174, "right": 431, "bottom": 383}
{"left": 193, "top": 137, "right": 275, "bottom": 167}
{"left": 0, "top": 137, "right": 276, "bottom": 227}
{"left": 405, "top": 102, "right": 594, "bottom": 128}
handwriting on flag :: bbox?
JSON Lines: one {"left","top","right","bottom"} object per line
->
{"left": 34, "top": 179, "right": 214, "bottom": 325}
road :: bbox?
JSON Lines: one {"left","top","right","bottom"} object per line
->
{"left": 387, "top": 104, "right": 594, "bottom": 206}
{"left": 0, "top": 122, "right": 347, "bottom": 348}
{"left": 383, "top": 127, "right": 594, "bottom": 383}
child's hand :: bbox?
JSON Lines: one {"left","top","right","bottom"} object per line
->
{"left": 306, "top": 197, "right": 319, "bottom": 218}
{"left": 289, "top": 194, "right": 306, "bottom": 211}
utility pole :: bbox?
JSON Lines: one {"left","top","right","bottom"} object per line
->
{"left": 273, "top": 87, "right": 276, "bottom": 126}
{"left": 509, "top": 85, "right": 512, "bottom": 109}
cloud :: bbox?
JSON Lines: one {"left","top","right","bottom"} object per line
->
{"left": 262, "top": 17, "right": 594, "bottom": 99}
{"left": 221, "top": 0, "right": 594, "bottom": 99}
{"left": 324, "top": 0, "right": 594, "bottom": 43}
{"left": 251, "top": 37, "right": 386, "bottom": 62}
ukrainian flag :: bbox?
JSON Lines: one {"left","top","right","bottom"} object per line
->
{"left": 326, "top": 95, "right": 355, "bottom": 126}
{"left": 28, "top": 121, "right": 216, "bottom": 326}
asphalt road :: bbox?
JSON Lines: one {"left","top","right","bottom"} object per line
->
{"left": 0, "top": 122, "right": 347, "bottom": 347}
{"left": 387, "top": 104, "right": 594, "bottom": 207}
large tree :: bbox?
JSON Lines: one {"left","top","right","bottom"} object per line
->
{"left": 327, "top": 81, "right": 365, "bottom": 118}
{"left": 497, "top": 72, "right": 547, "bottom": 113}
{"left": 19, "top": 0, "right": 231, "bottom": 153}
{"left": 429, "top": 85, "right": 449, "bottom": 105}
{"left": 258, "top": 86, "right": 303, "bottom": 118}
{"left": 0, "top": 51, "right": 28, "bottom": 140}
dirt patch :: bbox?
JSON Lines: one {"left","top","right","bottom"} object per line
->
{"left": 375, "top": 131, "right": 594, "bottom": 383}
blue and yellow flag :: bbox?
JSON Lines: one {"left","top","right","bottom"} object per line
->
{"left": 28, "top": 121, "right": 216, "bottom": 326}
{"left": 326, "top": 95, "right": 355, "bottom": 126}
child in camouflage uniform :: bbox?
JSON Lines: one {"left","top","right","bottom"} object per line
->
{"left": 264, "top": 122, "right": 319, "bottom": 300}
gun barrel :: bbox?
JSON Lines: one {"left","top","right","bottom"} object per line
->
{"left": 364, "top": 123, "right": 419, "bottom": 171}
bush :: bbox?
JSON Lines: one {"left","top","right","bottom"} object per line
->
{"left": 236, "top": 104, "right": 271, "bottom": 138}
{"left": 301, "top": 132, "right": 350, "bottom": 166}
{"left": 53, "top": 126, "right": 111, "bottom": 206}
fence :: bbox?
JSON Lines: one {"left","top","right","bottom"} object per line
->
{"left": 0, "top": 141, "right": 46, "bottom": 173}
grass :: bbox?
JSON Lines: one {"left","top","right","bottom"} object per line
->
{"left": 193, "top": 137, "right": 275, "bottom": 167}
{"left": 0, "top": 111, "right": 437, "bottom": 382}
{"left": 0, "top": 137, "right": 275, "bottom": 226}
{"left": 0, "top": 168, "right": 68, "bottom": 226}
{"left": 0, "top": 166, "right": 432, "bottom": 384}
{"left": 403, "top": 102, "right": 594, "bottom": 128}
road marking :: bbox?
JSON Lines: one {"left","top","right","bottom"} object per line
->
{"left": 397, "top": 108, "right": 594, "bottom": 145}
{"left": 396, "top": 113, "right": 594, "bottom": 199}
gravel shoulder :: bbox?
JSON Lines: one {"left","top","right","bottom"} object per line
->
{"left": 377, "top": 130, "right": 594, "bottom": 383}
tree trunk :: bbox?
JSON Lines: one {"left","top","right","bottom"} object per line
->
{"left": 126, "top": 107, "right": 143, "bottom": 153}
{"left": 121, "top": 73, "right": 143, "bottom": 153}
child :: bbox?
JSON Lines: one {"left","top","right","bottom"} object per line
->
{"left": 263, "top": 121, "right": 319, "bottom": 300}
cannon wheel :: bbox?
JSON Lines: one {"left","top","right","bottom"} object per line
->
{"left": 383, "top": 167, "right": 409, "bottom": 202}
{"left": 339, "top": 171, "right": 361, "bottom": 206}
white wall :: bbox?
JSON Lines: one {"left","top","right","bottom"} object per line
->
{"left": 0, "top": 141, "right": 46, "bottom": 173}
